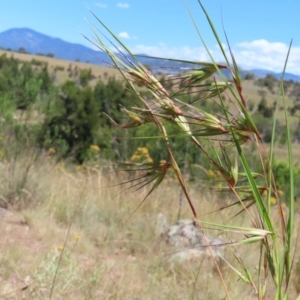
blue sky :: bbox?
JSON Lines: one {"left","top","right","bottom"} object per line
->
{"left": 1, "top": 0, "right": 300, "bottom": 74}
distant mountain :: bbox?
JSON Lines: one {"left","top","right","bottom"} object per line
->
{"left": 249, "top": 69, "right": 300, "bottom": 82}
{"left": 0, "top": 27, "right": 110, "bottom": 65}
{"left": 0, "top": 28, "right": 299, "bottom": 81}
{"left": 135, "top": 55, "right": 209, "bottom": 74}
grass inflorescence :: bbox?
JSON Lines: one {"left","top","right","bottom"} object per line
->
{"left": 82, "top": 1, "right": 300, "bottom": 299}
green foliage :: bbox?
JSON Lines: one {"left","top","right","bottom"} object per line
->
{"left": 293, "top": 121, "right": 300, "bottom": 143}
{"left": 18, "top": 47, "right": 27, "bottom": 54}
{"left": 95, "top": 77, "right": 125, "bottom": 119}
{"left": 0, "top": 52, "right": 177, "bottom": 164}
{"left": 247, "top": 99, "right": 255, "bottom": 111}
{"left": 38, "top": 65, "right": 53, "bottom": 93}
{"left": 255, "top": 74, "right": 277, "bottom": 94}
{"left": 257, "top": 97, "right": 274, "bottom": 118}
{"left": 289, "top": 82, "right": 300, "bottom": 99}
{"left": 79, "top": 68, "right": 92, "bottom": 87}
{"left": 272, "top": 160, "right": 300, "bottom": 200}
{"left": 54, "top": 66, "right": 65, "bottom": 72}
{"left": 244, "top": 72, "right": 255, "bottom": 80}
{"left": 0, "top": 93, "right": 15, "bottom": 121}
{"left": 39, "top": 81, "right": 101, "bottom": 163}
{"left": 0, "top": 54, "right": 54, "bottom": 110}
{"left": 288, "top": 83, "right": 300, "bottom": 116}
{"left": 38, "top": 76, "right": 154, "bottom": 163}
{"left": 31, "top": 58, "right": 44, "bottom": 66}
{"left": 252, "top": 113, "right": 277, "bottom": 143}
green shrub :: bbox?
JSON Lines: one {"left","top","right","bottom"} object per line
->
{"left": 39, "top": 81, "right": 101, "bottom": 163}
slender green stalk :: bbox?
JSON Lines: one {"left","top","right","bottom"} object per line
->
{"left": 280, "top": 40, "right": 294, "bottom": 292}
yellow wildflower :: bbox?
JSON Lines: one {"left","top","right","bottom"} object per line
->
{"left": 90, "top": 145, "right": 100, "bottom": 152}
{"left": 207, "top": 169, "right": 215, "bottom": 178}
{"left": 130, "top": 147, "right": 153, "bottom": 163}
{"left": 48, "top": 147, "right": 56, "bottom": 154}
{"left": 278, "top": 189, "right": 284, "bottom": 196}
{"left": 270, "top": 197, "right": 277, "bottom": 205}
{"left": 141, "top": 147, "right": 149, "bottom": 154}
{"left": 147, "top": 157, "right": 153, "bottom": 163}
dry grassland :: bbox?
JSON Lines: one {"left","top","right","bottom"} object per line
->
{"left": 0, "top": 154, "right": 299, "bottom": 299}
{"left": 0, "top": 50, "right": 122, "bottom": 86}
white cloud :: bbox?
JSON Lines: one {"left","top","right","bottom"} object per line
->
{"left": 233, "top": 39, "right": 300, "bottom": 74}
{"left": 117, "top": 3, "right": 130, "bottom": 8}
{"left": 118, "top": 31, "right": 137, "bottom": 40}
{"left": 119, "top": 32, "right": 131, "bottom": 39}
{"left": 128, "top": 40, "right": 300, "bottom": 75}
{"left": 238, "top": 39, "right": 288, "bottom": 54}
{"left": 95, "top": 2, "right": 107, "bottom": 8}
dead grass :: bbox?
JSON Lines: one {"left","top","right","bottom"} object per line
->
{"left": 0, "top": 155, "right": 299, "bottom": 299}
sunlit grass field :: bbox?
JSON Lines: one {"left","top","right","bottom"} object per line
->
{"left": 0, "top": 49, "right": 121, "bottom": 86}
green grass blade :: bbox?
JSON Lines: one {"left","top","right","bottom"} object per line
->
{"left": 89, "top": 10, "right": 141, "bottom": 65}
{"left": 280, "top": 40, "right": 294, "bottom": 288}
{"left": 195, "top": 1, "right": 230, "bottom": 66}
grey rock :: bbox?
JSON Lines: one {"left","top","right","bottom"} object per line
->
{"left": 0, "top": 207, "right": 14, "bottom": 217}
{"left": 156, "top": 213, "right": 224, "bottom": 263}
